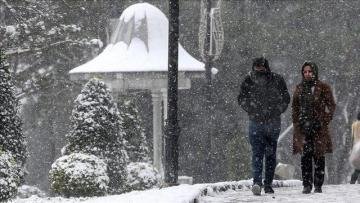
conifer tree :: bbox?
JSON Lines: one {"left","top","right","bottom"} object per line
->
{"left": 118, "top": 97, "right": 150, "bottom": 163}
{"left": 0, "top": 49, "right": 26, "bottom": 200}
{"left": 0, "top": 49, "right": 26, "bottom": 165}
{"left": 63, "top": 78, "right": 128, "bottom": 194}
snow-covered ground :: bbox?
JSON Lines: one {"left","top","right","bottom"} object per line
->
{"left": 12, "top": 183, "right": 206, "bottom": 203}
{"left": 8, "top": 180, "right": 296, "bottom": 203}
{"left": 9, "top": 180, "right": 360, "bottom": 203}
{"left": 199, "top": 184, "right": 360, "bottom": 203}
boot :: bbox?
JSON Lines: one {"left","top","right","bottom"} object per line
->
{"left": 302, "top": 186, "right": 312, "bottom": 194}
{"left": 314, "top": 186, "right": 322, "bottom": 193}
{"left": 251, "top": 184, "right": 261, "bottom": 196}
{"left": 264, "top": 185, "right": 274, "bottom": 194}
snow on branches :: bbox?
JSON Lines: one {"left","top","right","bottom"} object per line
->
{"left": 0, "top": 49, "right": 26, "bottom": 201}
{"left": 62, "top": 78, "right": 129, "bottom": 194}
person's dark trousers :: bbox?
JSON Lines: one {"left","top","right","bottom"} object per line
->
{"left": 350, "top": 169, "right": 360, "bottom": 184}
{"left": 301, "top": 136, "right": 325, "bottom": 188}
{"left": 248, "top": 118, "right": 281, "bottom": 186}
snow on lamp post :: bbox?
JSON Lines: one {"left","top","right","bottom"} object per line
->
{"left": 69, "top": 3, "right": 205, "bottom": 180}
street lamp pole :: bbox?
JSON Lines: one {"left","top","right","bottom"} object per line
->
{"left": 200, "top": 0, "right": 224, "bottom": 183}
{"left": 204, "top": 0, "right": 214, "bottom": 182}
{"left": 165, "top": 0, "right": 180, "bottom": 185}
{"left": 205, "top": 0, "right": 213, "bottom": 87}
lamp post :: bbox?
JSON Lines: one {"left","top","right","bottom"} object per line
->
{"left": 165, "top": 0, "right": 180, "bottom": 185}
{"left": 204, "top": 0, "right": 213, "bottom": 182}
{"left": 199, "top": 0, "right": 224, "bottom": 182}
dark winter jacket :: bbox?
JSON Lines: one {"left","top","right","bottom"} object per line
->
{"left": 237, "top": 62, "right": 290, "bottom": 122}
{"left": 292, "top": 63, "right": 336, "bottom": 157}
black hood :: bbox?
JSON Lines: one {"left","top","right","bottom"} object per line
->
{"left": 252, "top": 57, "right": 271, "bottom": 72}
{"left": 301, "top": 61, "right": 319, "bottom": 81}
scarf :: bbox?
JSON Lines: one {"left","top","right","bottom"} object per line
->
{"left": 251, "top": 71, "right": 269, "bottom": 86}
{"left": 299, "top": 80, "right": 316, "bottom": 130}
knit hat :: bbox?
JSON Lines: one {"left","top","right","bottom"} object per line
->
{"left": 252, "top": 57, "right": 270, "bottom": 72}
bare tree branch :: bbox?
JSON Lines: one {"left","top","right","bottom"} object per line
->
{"left": 60, "top": 0, "right": 71, "bottom": 9}
{"left": 1, "top": 0, "right": 25, "bottom": 23}
{"left": 4, "top": 40, "right": 85, "bottom": 56}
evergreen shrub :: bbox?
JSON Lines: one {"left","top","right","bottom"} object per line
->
{"left": 0, "top": 151, "right": 23, "bottom": 201}
{"left": 49, "top": 153, "right": 109, "bottom": 197}
{"left": 62, "top": 78, "right": 128, "bottom": 194}
{"left": 126, "top": 162, "right": 161, "bottom": 191}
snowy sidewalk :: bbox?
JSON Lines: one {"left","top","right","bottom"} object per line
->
{"left": 11, "top": 180, "right": 360, "bottom": 203}
{"left": 11, "top": 180, "right": 300, "bottom": 203}
{"left": 198, "top": 184, "right": 360, "bottom": 203}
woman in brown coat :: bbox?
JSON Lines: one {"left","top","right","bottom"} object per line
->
{"left": 292, "top": 62, "right": 336, "bottom": 194}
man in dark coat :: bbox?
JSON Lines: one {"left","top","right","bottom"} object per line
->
{"left": 292, "top": 61, "right": 336, "bottom": 194}
{"left": 238, "top": 57, "right": 290, "bottom": 195}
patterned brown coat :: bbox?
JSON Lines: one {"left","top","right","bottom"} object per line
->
{"left": 292, "top": 80, "right": 336, "bottom": 157}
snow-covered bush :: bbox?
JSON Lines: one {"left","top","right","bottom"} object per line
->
{"left": 62, "top": 78, "right": 128, "bottom": 194}
{"left": 126, "top": 162, "right": 161, "bottom": 191}
{"left": 49, "top": 153, "right": 109, "bottom": 197}
{"left": 0, "top": 151, "right": 23, "bottom": 201}
{"left": 118, "top": 97, "right": 150, "bottom": 162}
{"left": 17, "top": 185, "right": 46, "bottom": 199}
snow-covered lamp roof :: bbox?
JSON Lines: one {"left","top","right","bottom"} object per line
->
{"left": 69, "top": 3, "right": 205, "bottom": 74}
